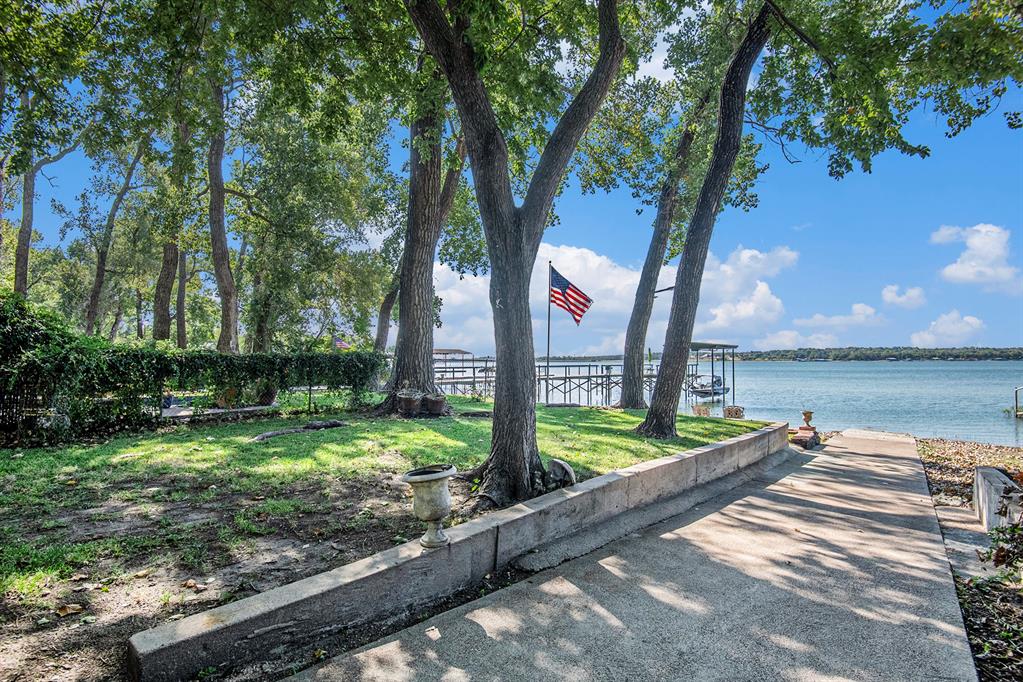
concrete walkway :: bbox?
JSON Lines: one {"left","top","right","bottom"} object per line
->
{"left": 294, "top": 430, "right": 975, "bottom": 681}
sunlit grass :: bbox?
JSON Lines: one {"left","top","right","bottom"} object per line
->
{"left": 0, "top": 396, "right": 765, "bottom": 599}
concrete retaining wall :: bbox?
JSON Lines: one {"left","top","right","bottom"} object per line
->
{"left": 974, "top": 466, "right": 1023, "bottom": 531}
{"left": 128, "top": 421, "right": 788, "bottom": 681}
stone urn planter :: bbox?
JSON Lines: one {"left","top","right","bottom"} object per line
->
{"left": 397, "top": 389, "right": 423, "bottom": 417}
{"left": 801, "top": 410, "right": 814, "bottom": 428}
{"left": 402, "top": 464, "right": 456, "bottom": 548}
{"left": 423, "top": 393, "right": 447, "bottom": 415}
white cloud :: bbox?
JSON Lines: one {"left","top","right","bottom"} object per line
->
{"left": 910, "top": 310, "right": 985, "bottom": 347}
{"left": 931, "top": 223, "right": 1022, "bottom": 294}
{"left": 430, "top": 242, "right": 798, "bottom": 355}
{"left": 929, "top": 225, "right": 964, "bottom": 244}
{"left": 753, "top": 330, "right": 838, "bottom": 351}
{"left": 793, "top": 303, "right": 881, "bottom": 329}
{"left": 696, "top": 281, "right": 785, "bottom": 334}
{"left": 881, "top": 284, "right": 926, "bottom": 309}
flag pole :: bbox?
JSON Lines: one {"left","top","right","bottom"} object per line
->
{"left": 546, "top": 260, "right": 552, "bottom": 405}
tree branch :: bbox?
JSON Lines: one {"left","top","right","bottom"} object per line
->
{"left": 764, "top": 0, "right": 836, "bottom": 80}
{"left": 519, "top": 0, "right": 626, "bottom": 241}
{"left": 404, "top": 0, "right": 517, "bottom": 230}
{"left": 438, "top": 134, "right": 466, "bottom": 220}
{"left": 30, "top": 119, "right": 91, "bottom": 173}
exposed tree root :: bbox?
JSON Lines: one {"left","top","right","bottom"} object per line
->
{"left": 250, "top": 419, "right": 346, "bottom": 442}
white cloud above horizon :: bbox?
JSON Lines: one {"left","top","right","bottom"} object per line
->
{"left": 931, "top": 223, "right": 1022, "bottom": 295}
{"left": 430, "top": 241, "right": 798, "bottom": 355}
{"left": 793, "top": 302, "right": 881, "bottom": 329}
{"left": 752, "top": 330, "right": 838, "bottom": 351}
{"left": 881, "top": 284, "right": 926, "bottom": 309}
{"left": 910, "top": 310, "right": 985, "bottom": 347}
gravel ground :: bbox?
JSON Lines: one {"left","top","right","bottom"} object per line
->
{"left": 917, "top": 437, "right": 1023, "bottom": 506}
{"left": 914, "top": 437, "right": 1023, "bottom": 682}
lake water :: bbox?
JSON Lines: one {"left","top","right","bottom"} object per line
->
{"left": 710, "top": 360, "right": 1023, "bottom": 446}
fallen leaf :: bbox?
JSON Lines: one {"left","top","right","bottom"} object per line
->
{"left": 181, "top": 579, "right": 197, "bottom": 589}
{"left": 134, "top": 569, "right": 152, "bottom": 579}
{"left": 57, "top": 604, "right": 84, "bottom": 617}
{"left": 70, "top": 573, "right": 89, "bottom": 582}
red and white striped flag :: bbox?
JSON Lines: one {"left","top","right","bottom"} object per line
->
{"left": 550, "top": 266, "right": 593, "bottom": 325}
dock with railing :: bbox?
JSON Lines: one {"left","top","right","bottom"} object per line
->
{"left": 432, "top": 342, "right": 739, "bottom": 408}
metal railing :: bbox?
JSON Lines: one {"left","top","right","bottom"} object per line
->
{"left": 433, "top": 359, "right": 722, "bottom": 407}
{"left": 1015, "top": 386, "right": 1023, "bottom": 418}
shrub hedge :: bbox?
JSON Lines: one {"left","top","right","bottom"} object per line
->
{"left": 0, "top": 292, "right": 383, "bottom": 444}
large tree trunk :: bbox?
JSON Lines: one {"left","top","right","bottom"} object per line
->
{"left": 619, "top": 93, "right": 711, "bottom": 409}
{"left": 13, "top": 161, "right": 34, "bottom": 296}
{"left": 377, "top": 101, "right": 465, "bottom": 410}
{"left": 152, "top": 241, "right": 178, "bottom": 339}
{"left": 85, "top": 138, "right": 147, "bottom": 335}
{"left": 638, "top": 5, "right": 772, "bottom": 438}
{"left": 473, "top": 236, "right": 545, "bottom": 502}
{"left": 387, "top": 112, "right": 446, "bottom": 398}
{"left": 176, "top": 248, "right": 188, "bottom": 348}
{"left": 374, "top": 281, "right": 399, "bottom": 354}
{"left": 208, "top": 81, "right": 238, "bottom": 353}
{"left": 406, "top": 0, "right": 625, "bottom": 506}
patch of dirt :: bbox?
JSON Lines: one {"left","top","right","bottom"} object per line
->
{"left": 956, "top": 576, "right": 1023, "bottom": 681}
{"left": 918, "top": 438, "right": 1023, "bottom": 507}
{"left": 0, "top": 473, "right": 483, "bottom": 681}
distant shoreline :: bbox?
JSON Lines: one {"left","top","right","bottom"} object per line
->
{"left": 524, "top": 347, "right": 1023, "bottom": 363}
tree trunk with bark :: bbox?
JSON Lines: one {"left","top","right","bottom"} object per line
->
{"left": 135, "top": 288, "right": 144, "bottom": 338}
{"left": 406, "top": 0, "right": 625, "bottom": 506}
{"left": 176, "top": 248, "right": 188, "bottom": 348}
{"left": 376, "top": 88, "right": 466, "bottom": 412}
{"left": 108, "top": 301, "right": 123, "bottom": 341}
{"left": 619, "top": 92, "right": 711, "bottom": 409}
{"left": 14, "top": 92, "right": 85, "bottom": 296}
{"left": 85, "top": 138, "right": 148, "bottom": 335}
{"left": 13, "top": 161, "right": 35, "bottom": 296}
{"left": 208, "top": 80, "right": 238, "bottom": 353}
{"left": 637, "top": 4, "right": 773, "bottom": 438}
{"left": 373, "top": 280, "right": 399, "bottom": 353}
{"left": 152, "top": 241, "right": 178, "bottom": 339}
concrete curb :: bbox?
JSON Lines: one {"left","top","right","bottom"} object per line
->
{"left": 974, "top": 466, "right": 1023, "bottom": 531}
{"left": 127, "top": 421, "right": 788, "bottom": 681}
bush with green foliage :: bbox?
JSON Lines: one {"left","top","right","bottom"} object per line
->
{"left": 0, "top": 292, "right": 383, "bottom": 444}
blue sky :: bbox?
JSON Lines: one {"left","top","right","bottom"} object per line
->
{"left": 432, "top": 89, "right": 1023, "bottom": 355}
{"left": 14, "top": 85, "right": 1023, "bottom": 356}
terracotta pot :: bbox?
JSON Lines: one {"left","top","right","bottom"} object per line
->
{"left": 423, "top": 393, "right": 447, "bottom": 415}
{"left": 397, "top": 391, "right": 422, "bottom": 417}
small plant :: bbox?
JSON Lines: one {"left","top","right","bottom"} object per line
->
{"left": 980, "top": 520, "right": 1023, "bottom": 581}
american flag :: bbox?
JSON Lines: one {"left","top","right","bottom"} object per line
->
{"left": 550, "top": 266, "right": 593, "bottom": 325}
{"left": 332, "top": 336, "right": 351, "bottom": 350}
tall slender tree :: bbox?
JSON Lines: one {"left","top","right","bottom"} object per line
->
{"left": 638, "top": 0, "right": 1022, "bottom": 437}
{"left": 405, "top": 0, "right": 627, "bottom": 505}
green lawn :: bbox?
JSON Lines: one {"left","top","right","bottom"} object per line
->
{"left": 0, "top": 396, "right": 764, "bottom": 602}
